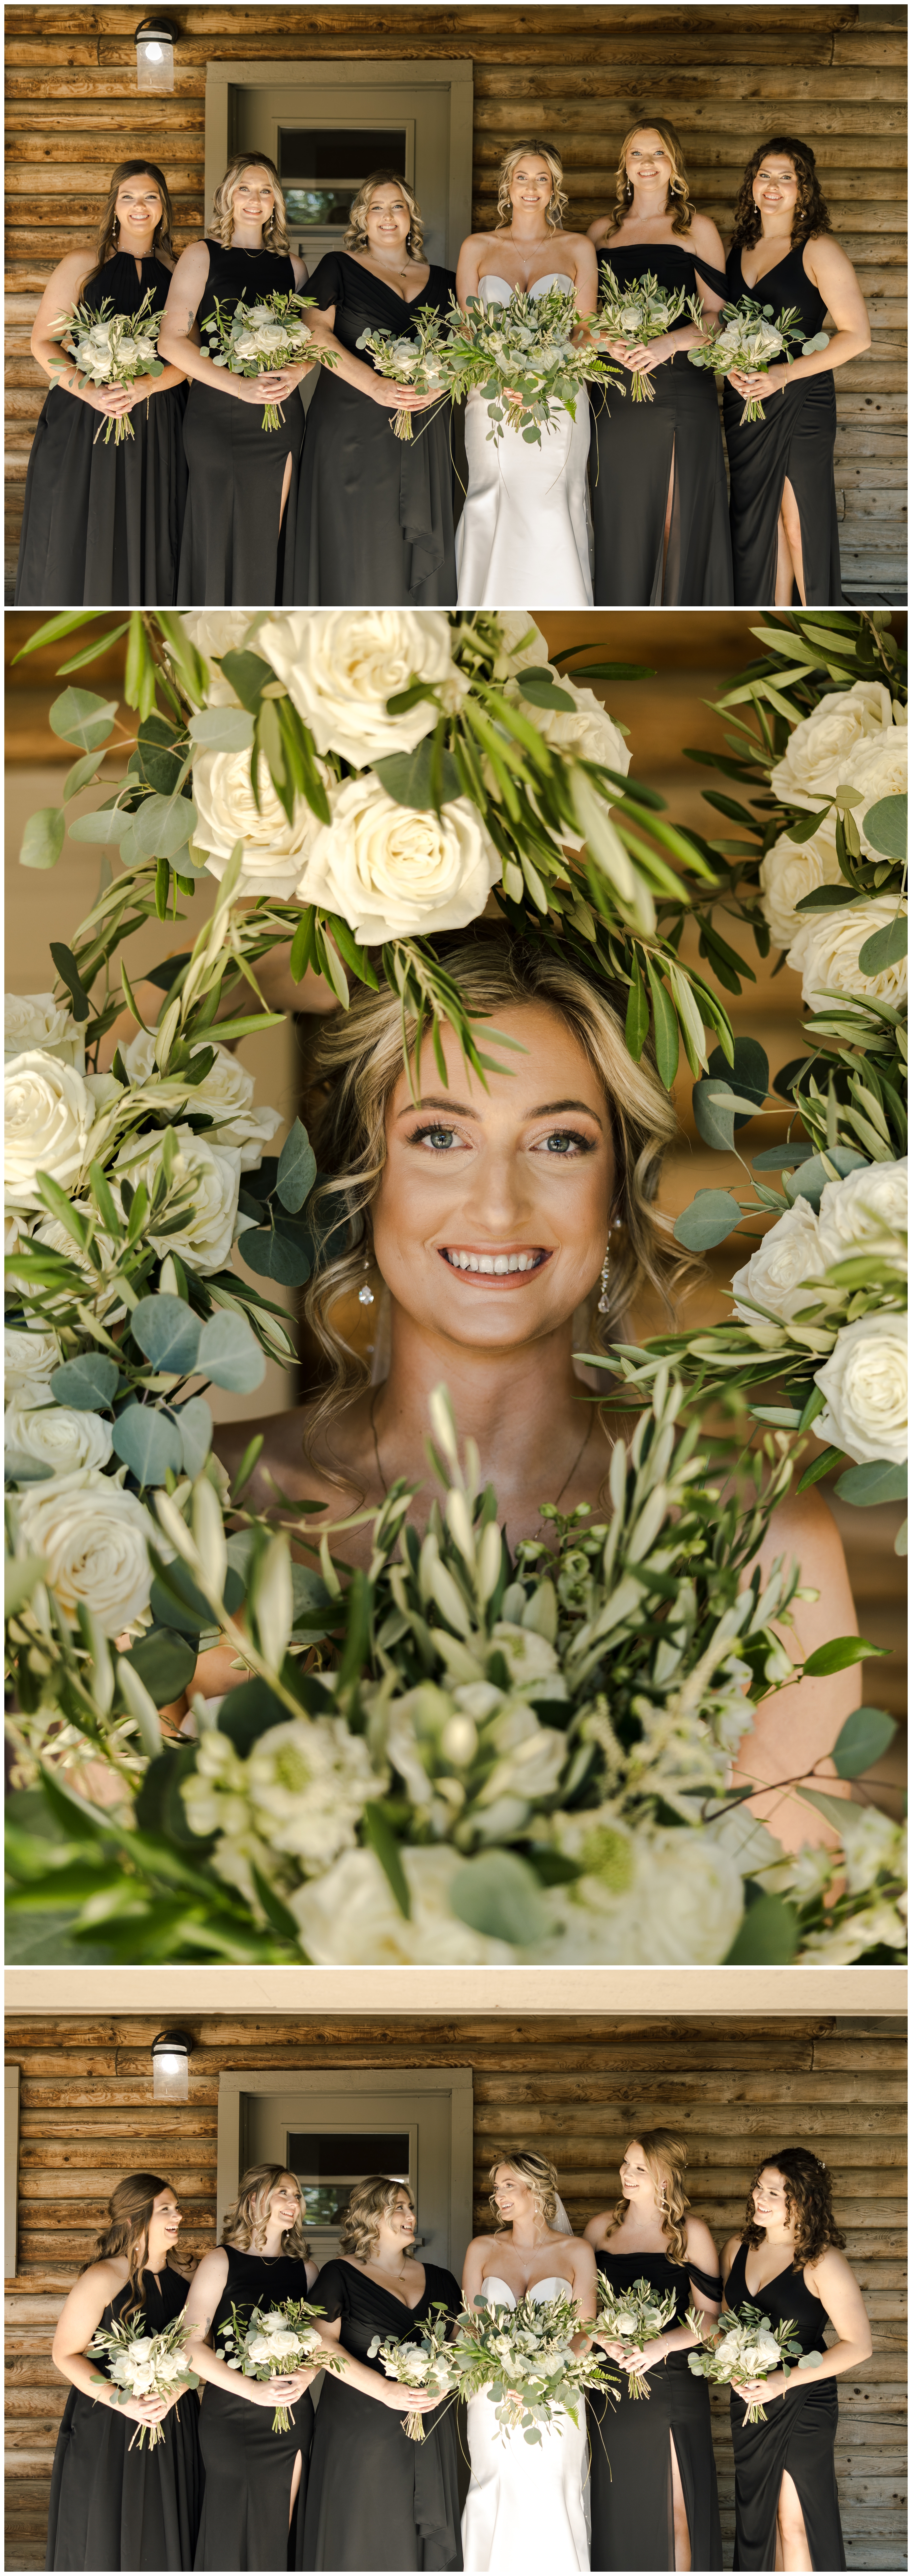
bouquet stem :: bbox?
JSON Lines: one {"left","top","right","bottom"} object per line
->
{"left": 625, "top": 2366, "right": 651, "bottom": 2398}
{"left": 743, "top": 2397, "right": 768, "bottom": 2424}
{"left": 272, "top": 2403, "right": 293, "bottom": 2433}
{"left": 128, "top": 2420, "right": 165, "bottom": 2450}
{"left": 392, "top": 409, "right": 415, "bottom": 441}
{"left": 628, "top": 373, "right": 655, "bottom": 403}
{"left": 403, "top": 2406, "right": 427, "bottom": 2439}
{"left": 739, "top": 392, "right": 768, "bottom": 426}
{"left": 261, "top": 401, "right": 286, "bottom": 433}
{"left": 94, "top": 413, "right": 135, "bottom": 447}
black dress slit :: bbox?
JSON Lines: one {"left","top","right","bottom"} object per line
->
{"left": 726, "top": 2241, "right": 845, "bottom": 2571}
{"left": 292, "top": 253, "right": 457, "bottom": 605}
{"left": 177, "top": 242, "right": 305, "bottom": 606}
{"left": 722, "top": 243, "right": 842, "bottom": 606}
{"left": 15, "top": 253, "right": 187, "bottom": 607}
{"left": 193, "top": 2248, "right": 314, "bottom": 2570}
{"left": 588, "top": 2249, "right": 723, "bottom": 2571}
{"left": 45, "top": 2264, "right": 202, "bottom": 2570}
{"left": 589, "top": 243, "right": 733, "bottom": 605}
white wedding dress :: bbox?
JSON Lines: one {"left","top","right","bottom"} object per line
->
{"left": 455, "top": 276, "right": 594, "bottom": 608}
{"left": 461, "top": 2278, "right": 590, "bottom": 2572}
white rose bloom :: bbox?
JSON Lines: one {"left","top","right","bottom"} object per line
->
{"left": 530, "top": 1813, "right": 745, "bottom": 1964}
{"left": 5, "top": 993, "right": 85, "bottom": 1069}
{"left": 817, "top": 1157, "right": 907, "bottom": 1276}
{"left": 813, "top": 1310, "right": 907, "bottom": 1465}
{"left": 180, "top": 612, "right": 260, "bottom": 701}
{"left": 490, "top": 614, "right": 552, "bottom": 676}
{"left": 246, "top": 1716, "right": 382, "bottom": 1873}
{"left": 731, "top": 1198, "right": 827, "bottom": 1326}
{"left": 121, "top": 1030, "right": 281, "bottom": 1172}
{"left": 845, "top": 719, "right": 908, "bottom": 854}
{"left": 4, "top": 1325, "right": 61, "bottom": 1402}
{"left": 770, "top": 680, "right": 900, "bottom": 808}
{"left": 297, "top": 774, "right": 501, "bottom": 944}
{"left": 758, "top": 818, "right": 843, "bottom": 952}
{"left": 5, "top": 1399, "right": 113, "bottom": 1475}
{"left": 257, "top": 610, "right": 467, "bottom": 764}
{"left": 14, "top": 1466, "right": 155, "bottom": 1633}
{"left": 834, "top": 1805, "right": 906, "bottom": 1902}
{"left": 112, "top": 1124, "right": 242, "bottom": 1275}
{"left": 510, "top": 674, "right": 630, "bottom": 777}
{"left": 5, "top": 1049, "right": 97, "bottom": 1210}
{"left": 787, "top": 897, "right": 908, "bottom": 1013}
{"left": 192, "top": 745, "right": 326, "bottom": 899}
{"left": 290, "top": 1843, "right": 517, "bottom": 1964}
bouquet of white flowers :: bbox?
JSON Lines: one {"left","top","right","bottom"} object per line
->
{"left": 594, "top": 2273, "right": 679, "bottom": 2397}
{"left": 355, "top": 305, "right": 451, "bottom": 440}
{"left": 593, "top": 263, "right": 702, "bottom": 401}
{"left": 689, "top": 295, "right": 829, "bottom": 422}
{"left": 201, "top": 292, "right": 333, "bottom": 430}
{"left": 87, "top": 2300, "right": 200, "bottom": 2448}
{"left": 49, "top": 288, "right": 165, "bottom": 442}
{"left": 441, "top": 286, "right": 619, "bottom": 446}
{"left": 216, "top": 2298, "right": 336, "bottom": 2431}
{"left": 448, "top": 2289, "right": 616, "bottom": 2443}
{"left": 685, "top": 2300, "right": 804, "bottom": 2423}
{"left": 367, "top": 2301, "right": 461, "bottom": 2438}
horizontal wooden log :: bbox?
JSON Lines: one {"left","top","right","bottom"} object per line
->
{"left": 472, "top": 109, "right": 909, "bottom": 148}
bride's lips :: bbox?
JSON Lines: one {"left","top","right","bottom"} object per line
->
{"left": 439, "top": 1246, "right": 552, "bottom": 1288}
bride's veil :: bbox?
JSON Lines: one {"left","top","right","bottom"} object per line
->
{"left": 552, "top": 2193, "right": 574, "bottom": 2235}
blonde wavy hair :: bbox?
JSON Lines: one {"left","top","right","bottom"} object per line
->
{"left": 608, "top": 120, "right": 695, "bottom": 238}
{"left": 339, "top": 2176, "right": 415, "bottom": 2260}
{"left": 496, "top": 139, "right": 568, "bottom": 232}
{"left": 607, "top": 2132, "right": 691, "bottom": 2266}
{"left": 343, "top": 169, "right": 425, "bottom": 261}
{"left": 210, "top": 154, "right": 290, "bottom": 253}
{"left": 221, "top": 2164, "right": 311, "bottom": 2262}
{"left": 489, "top": 2150, "right": 559, "bottom": 2230}
{"left": 302, "top": 929, "right": 681, "bottom": 1449}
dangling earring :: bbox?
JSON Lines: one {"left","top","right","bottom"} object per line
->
{"left": 358, "top": 1254, "right": 374, "bottom": 1307}
{"left": 597, "top": 1216, "right": 622, "bottom": 1315}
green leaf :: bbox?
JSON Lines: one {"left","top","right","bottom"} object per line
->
{"left": 123, "top": 1626, "right": 197, "bottom": 1709}
{"left": 129, "top": 792, "right": 197, "bottom": 861}
{"left": 249, "top": 1865, "right": 304, "bottom": 1947}
{"left": 724, "top": 1895, "right": 799, "bottom": 1964}
{"left": 48, "top": 688, "right": 119, "bottom": 751}
{"left": 858, "top": 915, "right": 907, "bottom": 975}
{"left": 373, "top": 738, "right": 463, "bottom": 812}
{"left": 752, "top": 1143, "right": 815, "bottom": 1170}
{"left": 835, "top": 1459, "right": 907, "bottom": 1507}
{"left": 362, "top": 1804, "right": 412, "bottom": 1920}
{"left": 693, "top": 1077, "right": 738, "bottom": 1153}
{"left": 832, "top": 1705, "right": 897, "bottom": 1779}
{"left": 149, "top": 1558, "right": 242, "bottom": 1637}
{"left": 275, "top": 1118, "right": 317, "bottom": 1214}
{"left": 196, "top": 1311, "right": 267, "bottom": 1394}
{"left": 112, "top": 1403, "right": 183, "bottom": 1487}
{"left": 517, "top": 671, "right": 576, "bottom": 710}
{"left": 216, "top": 649, "right": 275, "bottom": 712}
{"left": 862, "top": 793, "right": 907, "bottom": 862}
{"left": 67, "top": 806, "right": 132, "bottom": 845}
{"left": 5, "top": 1552, "right": 49, "bottom": 1616}
{"left": 673, "top": 1190, "right": 743, "bottom": 1252}
{"left": 708, "top": 1037, "right": 768, "bottom": 1116}
{"left": 786, "top": 1146, "right": 868, "bottom": 1211}
{"left": 49, "top": 942, "right": 91, "bottom": 1024}
{"left": 624, "top": 953, "right": 649, "bottom": 1060}
{"left": 49, "top": 1355, "right": 120, "bottom": 1413}
{"left": 796, "top": 1445, "right": 847, "bottom": 1492}
{"left": 19, "top": 806, "right": 65, "bottom": 871}
{"left": 449, "top": 1849, "right": 550, "bottom": 1947}
{"left": 645, "top": 958, "right": 679, "bottom": 1090}
{"left": 239, "top": 1223, "right": 312, "bottom": 1286}
{"left": 62, "top": 749, "right": 109, "bottom": 802}
{"left": 13, "top": 612, "right": 106, "bottom": 658}
{"left": 188, "top": 706, "right": 255, "bottom": 752}
{"left": 177, "top": 1397, "right": 213, "bottom": 1480}
{"left": 217, "top": 1680, "right": 291, "bottom": 1756}
{"left": 131, "top": 1294, "right": 202, "bottom": 1375}
{"left": 802, "top": 1635, "right": 887, "bottom": 1679}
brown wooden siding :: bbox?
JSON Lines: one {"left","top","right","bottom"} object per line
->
{"left": 3, "top": 2011, "right": 906, "bottom": 2571}
{"left": 5, "top": 5, "right": 907, "bottom": 597}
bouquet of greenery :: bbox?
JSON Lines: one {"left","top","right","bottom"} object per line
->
{"left": 49, "top": 289, "right": 165, "bottom": 442}
{"left": 685, "top": 2300, "right": 805, "bottom": 2423}
{"left": 440, "top": 285, "right": 620, "bottom": 446}
{"left": 689, "top": 295, "right": 829, "bottom": 422}
{"left": 367, "top": 2301, "right": 461, "bottom": 2438}
{"left": 593, "top": 2273, "right": 679, "bottom": 2396}
{"left": 200, "top": 291, "right": 332, "bottom": 429}
{"left": 216, "top": 2297, "right": 337, "bottom": 2431}
{"left": 354, "top": 305, "right": 451, "bottom": 440}
{"left": 87, "top": 2300, "right": 199, "bottom": 2447}
{"left": 448, "top": 2288, "right": 616, "bottom": 2442}
{"left": 593, "top": 263, "right": 702, "bottom": 401}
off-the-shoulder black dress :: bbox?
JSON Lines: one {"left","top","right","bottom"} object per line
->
{"left": 726, "top": 2240, "right": 845, "bottom": 2570}
{"left": 293, "top": 254, "right": 457, "bottom": 605}
{"left": 177, "top": 241, "right": 305, "bottom": 605}
{"left": 723, "top": 242, "right": 842, "bottom": 605}
{"left": 16, "top": 253, "right": 186, "bottom": 606}
{"left": 589, "top": 242, "right": 733, "bottom": 604}
{"left": 46, "top": 2263, "right": 202, "bottom": 2570}
{"left": 194, "top": 2248, "right": 314, "bottom": 2569}
{"left": 302, "top": 2258, "right": 463, "bottom": 2571}
{"left": 588, "top": 2247, "right": 723, "bottom": 2571}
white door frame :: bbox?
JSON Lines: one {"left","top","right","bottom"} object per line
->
{"left": 216, "top": 2065, "right": 474, "bottom": 2270}
{"left": 205, "top": 58, "right": 474, "bottom": 261}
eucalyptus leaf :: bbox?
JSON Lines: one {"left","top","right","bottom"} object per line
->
{"left": 130, "top": 1294, "right": 202, "bottom": 1376}
{"left": 724, "top": 1895, "right": 799, "bottom": 1964}
{"left": 122, "top": 1626, "right": 197, "bottom": 1710}
{"left": 673, "top": 1190, "right": 743, "bottom": 1251}
{"left": 861, "top": 794, "right": 907, "bottom": 863}
{"left": 239, "top": 1223, "right": 313, "bottom": 1286}
{"left": 112, "top": 1403, "right": 184, "bottom": 1488}
{"left": 835, "top": 1459, "right": 907, "bottom": 1506}
{"left": 19, "top": 807, "right": 65, "bottom": 871}
{"left": 858, "top": 915, "right": 907, "bottom": 975}
{"left": 517, "top": 672, "right": 576, "bottom": 711}
{"left": 196, "top": 1311, "right": 267, "bottom": 1394}
{"left": 49, "top": 1356, "right": 120, "bottom": 1413}
{"left": 176, "top": 1396, "right": 214, "bottom": 1480}
{"left": 276, "top": 1118, "right": 317, "bottom": 1214}
{"left": 129, "top": 793, "right": 198, "bottom": 861}
{"left": 832, "top": 1705, "right": 897, "bottom": 1779}
{"left": 188, "top": 706, "right": 255, "bottom": 753}
{"left": 48, "top": 688, "right": 118, "bottom": 752}
{"left": 449, "top": 1849, "right": 550, "bottom": 1947}
{"left": 374, "top": 738, "right": 463, "bottom": 812}
{"left": 66, "top": 807, "right": 132, "bottom": 845}
{"left": 786, "top": 1146, "right": 868, "bottom": 1210}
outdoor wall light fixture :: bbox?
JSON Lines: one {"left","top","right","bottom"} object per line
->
{"left": 151, "top": 2028, "right": 195, "bottom": 2101}
{"left": 135, "top": 16, "right": 180, "bottom": 93}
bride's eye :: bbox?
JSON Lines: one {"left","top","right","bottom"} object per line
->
{"left": 534, "top": 1129, "right": 595, "bottom": 1157}
{"left": 409, "top": 1123, "right": 463, "bottom": 1152}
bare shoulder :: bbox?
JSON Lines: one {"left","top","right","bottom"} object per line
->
{"left": 170, "top": 238, "right": 211, "bottom": 282}
{"left": 587, "top": 216, "right": 612, "bottom": 244}
{"left": 761, "top": 1480, "right": 848, "bottom": 1576}
{"left": 684, "top": 2215, "right": 719, "bottom": 2270}
{"left": 584, "top": 2209, "right": 610, "bottom": 2245}
{"left": 721, "top": 2233, "right": 743, "bottom": 2278}
{"left": 689, "top": 211, "right": 725, "bottom": 252}
{"left": 804, "top": 230, "right": 857, "bottom": 287}
{"left": 804, "top": 2242, "right": 855, "bottom": 2294}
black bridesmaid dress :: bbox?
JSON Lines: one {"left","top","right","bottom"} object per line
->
{"left": 293, "top": 253, "right": 457, "bottom": 605}
{"left": 194, "top": 2248, "right": 314, "bottom": 2571}
{"left": 589, "top": 243, "right": 733, "bottom": 604}
{"left": 46, "top": 2263, "right": 202, "bottom": 2570}
{"left": 302, "top": 2258, "right": 463, "bottom": 2571}
{"left": 722, "top": 242, "right": 842, "bottom": 605}
{"left": 726, "top": 2240, "right": 845, "bottom": 2571}
{"left": 588, "top": 2247, "right": 723, "bottom": 2572}
{"left": 177, "top": 241, "right": 305, "bottom": 605}
{"left": 15, "top": 253, "right": 187, "bottom": 607}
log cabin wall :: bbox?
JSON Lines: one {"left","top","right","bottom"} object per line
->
{"left": 5, "top": 4, "right": 907, "bottom": 597}
{"left": 3, "top": 2010, "right": 906, "bottom": 2571}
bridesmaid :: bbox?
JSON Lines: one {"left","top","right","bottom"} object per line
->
{"left": 722, "top": 2146, "right": 872, "bottom": 2570}
{"left": 303, "top": 2174, "right": 462, "bottom": 2570}
{"left": 586, "top": 2132, "right": 723, "bottom": 2571}
{"left": 587, "top": 121, "right": 733, "bottom": 603}
{"left": 184, "top": 2163, "right": 319, "bottom": 2569}
{"left": 16, "top": 162, "right": 187, "bottom": 606}
{"left": 160, "top": 155, "right": 310, "bottom": 604}
{"left": 294, "top": 171, "right": 457, "bottom": 604}
{"left": 722, "top": 136, "right": 871, "bottom": 605}
{"left": 46, "top": 2171, "right": 201, "bottom": 2570}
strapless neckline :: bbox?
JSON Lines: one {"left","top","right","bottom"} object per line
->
{"left": 478, "top": 273, "right": 574, "bottom": 301}
{"left": 480, "top": 2275, "right": 570, "bottom": 2306}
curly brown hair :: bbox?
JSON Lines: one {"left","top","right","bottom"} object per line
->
{"left": 78, "top": 162, "right": 176, "bottom": 301}
{"left": 339, "top": 2175, "right": 415, "bottom": 2260}
{"left": 608, "top": 121, "right": 694, "bottom": 239}
{"left": 80, "top": 2172, "right": 177, "bottom": 2296}
{"left": 605, "top": 2132, "right": 691, "bottom": 2267}
{"left": 743, "top": 2148, "right": 846, "bottom": 2270}
{"left": 729, "top": 137, "right": 833, "bottom": 253}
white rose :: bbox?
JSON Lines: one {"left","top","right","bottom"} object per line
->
{"left": 4, "top": 1325, "right": 61, "bottom": 1402}
{"left": 297, "top": 774, "right": 501, "bottom": 943}
{"left": 257, "top": 610, "right": 467, "bottom": 764}
{"left": 845, "top": 720, "right": 907, "bottom": 855}
{"left": 5, "top": 1049, "right": 97, "bottom": 1210}
{"left": 246, "top": 1716, "right": 382, "bottom": 1873}
{"left": 770, "top": 680, "right": 900, "bottom": 808}
{"left": 5, "top": 993, "right": 85, "bottom": 1069}
{"left": 180, "top": 613, "right": 261, "bottom": 702}
{"left": 192, "top": 745, "right": 326, "bottom": 898}
{"left": 817, "top": 1156, "right": 907, "bottom": 1276}
{"left": 290, "top": 1844, "right": 516, "bottom": 1964}
{"left": 787, "top": 897, "right": 908, "bottom": 1013}
{"left": 14, "top": 1466, "right": 155, "bottom": 1633}
{"left": 121, "top": 1030, "right": 281, "bottom": 1173}
{"left": 510, "top": 674, "right": 630, "bottom": 777}
{"left": 5, "top": 1399, "right": 113, "bottom": 1476}
{"left": 490, "top": 615, "right": 551, "bottom": 677}
{"left": 813, "top": 1310, "right": 907, "bottom": 1466}
{"left": 834, "top": 1805, "right": 906, "bottom": 1900}
{"left": 531, "top": 1815, "right": 745, "bottom": 1964}
{"left": 758, "top": 818, "right": 843, "bottom": 952}
{"left": 112, "top": 1125, "right": 242, "bottom": 1275}
{"left": 731, "top": 1198, "right": 827, "bottom": 1326}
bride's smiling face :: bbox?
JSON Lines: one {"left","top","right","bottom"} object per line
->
{"left": 508, "top": 158, "right": 556, "bottom": 218}
{"left": 372, "top": 1003, "right": 615, "bottom": 1353}
{"left": 492, "top": 2167, "right": 538, "bottom": 2225}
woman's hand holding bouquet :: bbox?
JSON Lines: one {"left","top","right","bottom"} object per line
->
{"left": 593, "top": 2276, "right": 679, "bottom": 2396}
{"left": 685, "top": 2301, "right": 805, "bottom": 2423}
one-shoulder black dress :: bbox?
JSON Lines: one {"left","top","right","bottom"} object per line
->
{"left": 723, "top": 243, "right": 842, "bottom": 606}
{"left": 16, "top": 253, "right": 187, "bottom": 607}
{"left": 589, "top": 242, "right": 733, "bottom": 604}
{"left": 46, "top": 2263, "right": 202, "bottom": 2570}
{"left": 177, "top": 241, "right": 305, "bottom": 605}
{"left": 725, "top": 2240, "right": 845, "bottom": 2570}
{"left": 302, "top": 2258, "right": 463, "bottom": 2571}
{"left": 293, "top": 253, "right": 457, "bottom": 605}
{"left": 194, "top": 2248, "right": 314, "bottom": 2570}
{"left": 588, "top": 2247, "right": 723, "bottom": 2571}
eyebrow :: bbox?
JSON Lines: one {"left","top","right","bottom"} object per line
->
{"left": 397, "top": 1094, "right": 604, "bottom": 1127}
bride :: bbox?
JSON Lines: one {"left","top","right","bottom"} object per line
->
{"left": 454, "top": 141, "right": 598, "bottom": 608}
{"left": 460, "top": 2151, "right": 596, "bottom": 2572}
